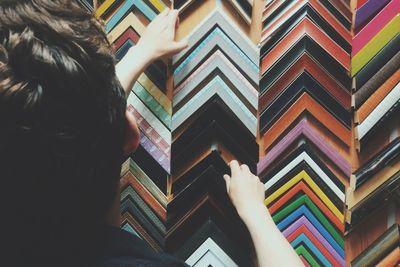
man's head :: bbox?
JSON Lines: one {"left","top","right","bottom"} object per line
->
{"left": 0, "top": 0, "right": 132, "bottom": 259}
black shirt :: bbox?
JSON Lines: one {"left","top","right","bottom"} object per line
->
{"left": 7, "top": 225, "right": 189, "bottom": 267}
{"left": 91, "top": 226, "right": 189, "bottom": 267}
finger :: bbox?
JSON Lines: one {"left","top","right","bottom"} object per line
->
{"left": 229, "top": 160, "right": 241, "bottom": 178}
{"left": 167, "top": 9, "right": 179, "bottom": 29}
{"left": 223, "top": 174, "right": 231, "bottom": 193}
{"left": 170, "top": 39, "right": 189, "bottom": 54}
{"left": 240, "top": 164, "right": 250, "bottom": 173}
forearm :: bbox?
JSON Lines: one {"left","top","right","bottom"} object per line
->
{"left": 115, "top": 44, "right": 153, "bottom": 97}
{"left": 241, "top": 205, "right": 304, "bottom": 267}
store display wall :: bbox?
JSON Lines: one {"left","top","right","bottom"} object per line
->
{"left": 78, "top": 0, "right": 400, "bottom": 266}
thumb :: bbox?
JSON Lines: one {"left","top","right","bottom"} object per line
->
{"left": 170, "top": 38, "right": 189, "bottom": 54}
{"left": 223, "top": 174, "right": 231, "bottom": 194}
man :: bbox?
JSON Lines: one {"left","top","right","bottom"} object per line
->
{"left": 0, "top": 0, "right": 303, "bottom": 266}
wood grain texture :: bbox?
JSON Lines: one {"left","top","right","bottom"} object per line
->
{"left": 259, "top": 52, "right": 351, "bottom": 112}
{"left": 376, "top": 246, "right": 400, "bottom": 267}
{"left": 351, "top": 224, "right": 400, "bottom": 267}
{"left": 262, "top": 93, "right": 351, "bottom": 149}
{"left": 261, "top": 0, "right": 351, "bottom": 45}
{"left": 261, "top": 17, "right": 350, "bottom": 74}
{"left": 356, "top": 70, "right": 400, "bottom": 123}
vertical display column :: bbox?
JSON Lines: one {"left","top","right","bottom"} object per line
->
{"left": 258, "top": 1, "right": 352, "bottom": 266}
{"left": 169, "top": 1, "right": 260, "bottom": 265}
{"left": 94, "top": 0, "right": 172, "bottom": 251}
{"left": 346, "top": 0, "right": 400, "bottom": 265}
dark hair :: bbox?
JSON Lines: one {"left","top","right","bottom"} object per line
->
{"left": 0, "top": 0, "right": 126, "bottom": 262}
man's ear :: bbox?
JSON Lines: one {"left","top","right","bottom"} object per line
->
{"left": 123, "top": 109, "right": 140, "bottom": 156}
